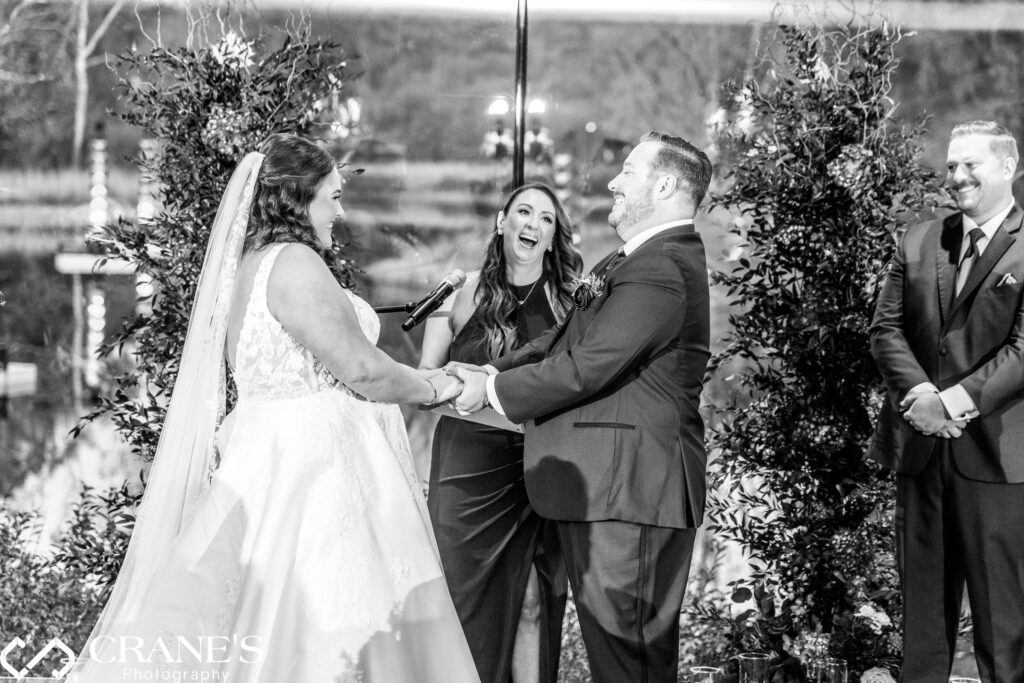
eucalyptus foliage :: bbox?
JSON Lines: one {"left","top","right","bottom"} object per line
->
{"left": 703, "top": 22, "right": 941, "bottom": 675}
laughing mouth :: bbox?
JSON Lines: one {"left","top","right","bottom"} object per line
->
{"left": 518, "top": 233, "right": 539, "bottom": 248}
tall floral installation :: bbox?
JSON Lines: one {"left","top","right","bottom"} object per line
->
{"left": 79, "top": 25, "right": 358, "bottom": 462}
{"left": 0, "top": 21, "right": 360, "bottom": 653}
{"left": 691, "top": 21, "right": 942, "bottom": 678}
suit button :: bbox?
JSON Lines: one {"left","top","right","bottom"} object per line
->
{"left": 939, "top": 347, "right": 947, "bottom": 356}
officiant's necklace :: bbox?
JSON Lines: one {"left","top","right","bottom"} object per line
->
{"left": 513, "top": 278, "right": 541, "bottom": 306}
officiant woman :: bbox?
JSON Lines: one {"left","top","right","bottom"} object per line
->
{"left": 419, "top": 181, "right": 582, "bottom": 683}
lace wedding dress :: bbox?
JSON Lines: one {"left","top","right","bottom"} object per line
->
{"left": 69, "top": 244, "right": 480, "bottom": 683}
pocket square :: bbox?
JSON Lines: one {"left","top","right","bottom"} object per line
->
{"left": 996, "top": 273, "right": 1019, "bottom": 287}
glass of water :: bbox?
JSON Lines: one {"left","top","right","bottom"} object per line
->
{"left": 738, "top": 652, "right": 770, "bottom": 683}
{"left": 818, "top": 658, "right": 848, "bottom": 683}
{"left": 690, "top": 666, "right": 723, "bottom": 683}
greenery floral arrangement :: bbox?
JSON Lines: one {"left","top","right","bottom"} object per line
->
{"left": 699, "top": 18, "right": 942, "bottom": 677}
{"left": 76, "top": 21, "right": 358, "bottom": 459}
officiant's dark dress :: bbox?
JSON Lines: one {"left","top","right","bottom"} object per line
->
{"left": 427, "top": 275, "right": 567, "bottom": 683}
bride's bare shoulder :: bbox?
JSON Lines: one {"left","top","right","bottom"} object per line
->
{"left": 264, "top": 243, "right": 343, "bottom": 320}
{"left": 266, "top": 243, "right": 332, "bottom": 285}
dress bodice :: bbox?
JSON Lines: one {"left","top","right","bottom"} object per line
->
{"left": 449, "top": 273, "right": 556, "bottom": 366}
{"left": 231, "top": 243, "right": 379, "bottom": 401}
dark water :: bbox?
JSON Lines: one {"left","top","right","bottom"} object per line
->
{"left": 0, "top": 251, "right": 136, "bottom": 492}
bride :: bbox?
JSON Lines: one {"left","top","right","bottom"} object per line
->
{"left": 68, "top": 134, "right": 480, "bottom": 682}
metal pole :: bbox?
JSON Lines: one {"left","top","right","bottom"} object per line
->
{"left": 512, "top": 0, "right": 529, "bottom": 188}
{"left": 71, "top": 272, "right": 84, "bottom": 413}
{"left": 0, "top": 336, "right": 7, "bottom": 420}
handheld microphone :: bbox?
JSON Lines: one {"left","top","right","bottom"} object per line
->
{"left": 402, "top": 269, "right": 467, "bottom": 331}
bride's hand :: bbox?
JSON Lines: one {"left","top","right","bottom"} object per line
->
{"left": 417, "top": 368, "right": 449, "bottom": 382}
{"left": 434, "top": 373, "right": 463, "bottom": 404}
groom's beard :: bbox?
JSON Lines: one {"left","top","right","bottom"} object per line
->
{"left": 609, "top": 185, "right": 655, "bottom": 232}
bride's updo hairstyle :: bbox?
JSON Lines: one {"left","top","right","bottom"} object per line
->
{"left": 246, "top": 133, "right": 334, "bottom": 255}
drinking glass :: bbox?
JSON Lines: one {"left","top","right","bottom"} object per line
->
{"left": 690, "top": 666, "right": 723, "bottom": 683}
{"left": 818, "top": 658, "right": 848, "bottom": 683}
{"left": 738, "top": 652, "right": 770, "bottom": 683}
{"left": 803, "top": 633, "right": 830, "bottom": 678}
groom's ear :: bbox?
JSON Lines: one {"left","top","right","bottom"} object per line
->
{"left": 654, "top": 173, "right": 679, "bottom": 199}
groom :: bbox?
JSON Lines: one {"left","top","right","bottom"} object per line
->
{"left": 454, "top": 131, "right": 711, "bottom": 683}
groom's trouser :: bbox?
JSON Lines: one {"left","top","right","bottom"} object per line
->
{"left": 556, "top": 520, "right": 696, "bottom": 683}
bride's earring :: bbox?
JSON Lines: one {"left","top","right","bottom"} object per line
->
{"left": 546, "top": 245, "right": 553, "bottom": 252}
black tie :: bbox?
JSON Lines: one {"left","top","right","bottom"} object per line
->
{"left": 954, "top": 227, "right": 986, "bottom": 298}
{"left": 959, "top": 227, "right": 986, "bottom": 267}
{"left": 599, "top": 247, "right": 626, "bottom": 276}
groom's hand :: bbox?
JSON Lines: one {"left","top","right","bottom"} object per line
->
{"left": 444, "top": 361, "right": 490, "bottom": 375}
{"left": 452, "top": 367, "right": 488, "bottom": 413}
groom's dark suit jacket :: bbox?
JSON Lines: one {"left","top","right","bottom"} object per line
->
{"left": 869, "top": 204, "right": 1024, "bottom": 482}
{"left": 490, "top": 224, "right": 710, "bottom": 529}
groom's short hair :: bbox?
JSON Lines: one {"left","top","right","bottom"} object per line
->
{"left": 951, "top": 121, "right": 1019, "bottom": 163}
{"left": 641, "top": 131, "right": 713, "bottom": 209}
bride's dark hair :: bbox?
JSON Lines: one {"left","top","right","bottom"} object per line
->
{"left": 475, "top": 182, "right": 583, "bottom": 358}
{"left": 246, "top": 133, "right": 352, "bottom": 286}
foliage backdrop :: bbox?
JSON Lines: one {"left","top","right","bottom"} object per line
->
{"left": 693, "top": 20, "right": 943, "bottom": 676}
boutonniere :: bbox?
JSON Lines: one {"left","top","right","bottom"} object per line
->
{"left": 996, "top": 273, "right": 1019, "bottom": 287}
{"left": 570, "top": 273, "right": 606, "bottom": 311}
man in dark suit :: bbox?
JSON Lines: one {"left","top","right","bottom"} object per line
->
{"left": 452, "top": 130, "right": 711, "bottom": 683}
{"left": 870, "top": 120, "right": 1024, "bottom": 682}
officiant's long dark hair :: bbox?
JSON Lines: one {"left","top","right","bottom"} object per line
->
{"left": 475, "top": 182, "right": 582, "bottom": 358}
{"left": 246, "top": 133, "right": 353, "bottom": 287}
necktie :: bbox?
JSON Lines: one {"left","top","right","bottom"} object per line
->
{"left": 599, "top": 247, "right": 626, "bottom": 276}
{"left": 955, "top": 227, "right": 985, "bottom": 296}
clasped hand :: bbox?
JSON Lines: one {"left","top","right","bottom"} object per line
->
{"left": 442, "top": 362, "right": 490, "bottom": 413}
{"left": 900, "top": 389, "right": 967, "bottom": 439}
{"left": 419, "top": 368, "right": 463, "bottom": 404}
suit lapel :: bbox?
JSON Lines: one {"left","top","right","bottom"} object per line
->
{"left": 937, "top": 214, "right": 960, "bottom": 325}
{"left": 548, "top": 225, "right": 694, "bottom": 352}
{"left": 950, "top": 205, "right": 1024, "bottom": 316}
{"left": 589, "top": 250, "right": 618, "bottom": 276}
{"left": 549, "top": 248, "right": 620, "bottom": 350}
